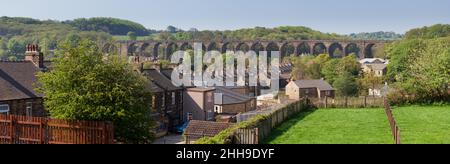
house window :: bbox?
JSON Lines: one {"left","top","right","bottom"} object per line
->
{"left": 326, "top": 91, "right": 331, "bottom": 96}
{"left": 214, "top": 105, "right": 223, "bottom": 114}
{"left": 26, "top": 102, "right": 33, "bottom": 117}
{"left": 172, "top": 92, "right": 176, "bottom": 105}
{"left": 207, "top": 110, "right": 215, "bottom": 121}
{"left": 0, "top": 104, "right": 9, "bottom": 115}
{"left": 186, "top": 112, "right": 193, "bottom": 121}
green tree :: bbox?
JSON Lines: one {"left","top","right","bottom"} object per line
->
{"left": 7, "top": 39, "right": 25, "bottom": 57}
{"left": 333, "top": 72, "right": 359, "bottom": 97}
{"left": 290, "top": 55, "right": 315, "bottom": 80}
{"left": 64, "top": 33, "right": 82, "bottom": 47}
{"left": 8, "top": 56, "right": 17, "bottom": 61}
{"left": 359, "top": 71, "right": 383, "bottom": 96}
{"left": 127, "top": 31, "right": 137, "bottom": 41}
{"left": 338, "top": 55, "right": 361, "bottom": 76}
{"left": 167, "top": 26, "right": 178, "bottom": 33}
{"left": 304, "top": 54, "right": 330, "bottom": 79}
{"left": 321, "top": 59, "right": 340, "bottom": 84}
{"left": 386, "top": 36, "right": 450, "bottom": 103}
{"left": 66, "top": 17, "right": 150, "bottom": 36}
{"left": 37, "top": 39, "right": 154, "bottom": 143}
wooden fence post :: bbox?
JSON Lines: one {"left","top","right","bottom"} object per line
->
{"left": 325, "top": 96, "right": 328, "bottom": 108}
{"left": 345, "top": 97, "right": 348, "bottom": 108}
{"left": 10, "top": 115, "right": 15, "bottom": 144}
{"left": 40, "top": 118, "right": 48, "bottom": 144}
{"left": 364, "top": 96, "right": 367, "bottom": 108}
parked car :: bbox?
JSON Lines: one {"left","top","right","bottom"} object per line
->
{"left": 174, "top": 121, "right": 189, "bottom": 134}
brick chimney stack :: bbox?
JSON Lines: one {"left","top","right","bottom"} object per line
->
{"left": 25, "top": 44, "right": 44, "bottom": 68}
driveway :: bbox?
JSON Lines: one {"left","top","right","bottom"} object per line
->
{"left": 152, "top": 134, "right": 185, "bottom": 144}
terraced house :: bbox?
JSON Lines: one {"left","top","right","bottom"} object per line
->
{"left": 0, "top": 45, "right": 48, "bottom": 117}
{"left": 141, "top": 67, "right": 184, "bottom": 137}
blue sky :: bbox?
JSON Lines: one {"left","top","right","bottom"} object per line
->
{"left": 0, "top": 0, "right": 449, "bottom": 34}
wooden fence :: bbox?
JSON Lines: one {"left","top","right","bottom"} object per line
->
{"left": 311, "top": 96, "right": 384, "bottom": 108}
{"left": 0, "top": 115, "right": 114, "bottom": 144}
{"left": 384, "top": 99, "right": 401, "bottom": 144}
{"left": 233, "top": 99, "right": 310, "bottom": 144}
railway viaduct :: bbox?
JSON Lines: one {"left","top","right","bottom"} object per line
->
{"left": 104, "top": 40, "right": 387, "bottom": 61}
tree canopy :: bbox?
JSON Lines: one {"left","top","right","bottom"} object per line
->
{"left": 0, "top": 16, "right": 112, "bottom": 60}
{"left": 64, "top": 17, "right": 150, "bottom": 36}
{"left": 404, "top": 24, "right": 450, "bottom": 40}
{"left": 37, "top": 39, "right": 154, "bottom": 143}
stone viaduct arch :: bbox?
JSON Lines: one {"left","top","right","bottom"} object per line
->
{"left": 114, "top": 40, "right": 386, "bottom": 61}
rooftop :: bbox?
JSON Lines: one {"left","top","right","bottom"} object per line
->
{"left": 184, "top": 120, "right": 234, "bottom": 137}
{"left": 292, "top": 79, "right": 334, "bottom": 91}
{"left": 141, "top": 69, "right": 183, "bottom": 91}
{"left": 214, "top": 87, "right": 254, "bottom": 105}
{"left": 0, "top": 61, "right": 43, "bottom": 101}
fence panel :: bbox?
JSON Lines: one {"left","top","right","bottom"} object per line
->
{"left": 384, "top": 98, "right": 401, "bottom": 144}
{"left": 311, "top": 97, "right": 384, "bottom": 108}
{"left": 233, "top": 99, "right": 310, "bottom": 144}
{"left": 0, "top": 115, "right": 114, "bottom": 144}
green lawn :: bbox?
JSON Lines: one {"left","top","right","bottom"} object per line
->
{"left": 393, "top": 106, "right": 450, "bottom": 144}
{"left": 265, "top": 106, "right": 450, "bottom": 144}
{"left": 265, "top": 109, "right": 393, "bottom": 144}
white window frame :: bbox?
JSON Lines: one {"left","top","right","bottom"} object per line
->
{"left": 171, "top": 92, "right": 176, "bottom": 105}
{"left": 0, "top": 104, "right": 10, "bottom": 115}
{"left": 26, "top": 102, "right": 33, "bottom": 117}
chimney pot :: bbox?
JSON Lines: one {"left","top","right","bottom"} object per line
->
{"left": 25, "top": 44, "right": 44, "bottom": 69}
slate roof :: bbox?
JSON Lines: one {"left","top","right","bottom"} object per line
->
{"left": 145, "top": 81, "right": 164, "bottom": 93}
{"left": 141, "top": 69, "right": 183, "bottom": 91}
{"left": 292, "top": 80, "right": 334, "bottom": 91}
{"left": 184, "top": 120, "right": 234, "bottom": 137}
{"left": 359, "top": 58, "right": 388, "bottom": 64}
{"left": 366, "top": 64, "right": 387, "bottom": 71}
{"left": 160, "top": 69, "right": 173, "bottom": 80}
{"left": 0, "top": 61, "right": 42, "bottom": 101}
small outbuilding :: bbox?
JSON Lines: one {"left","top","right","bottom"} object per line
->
{"left": 286, "top": 79, "right": 335, "bottom": 99}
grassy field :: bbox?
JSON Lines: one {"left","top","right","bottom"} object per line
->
{"left": 264, "top": 109, "right": 393, "bottom": 144}
{"left": 264, "top": 106, "right": 450, "bottom": 144}
{"left": 393, "top": 106, "right": 450, "bottom": 144}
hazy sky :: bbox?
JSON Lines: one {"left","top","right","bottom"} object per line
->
{"left": 1, "top": 0, "right": 449, "bottom": 34}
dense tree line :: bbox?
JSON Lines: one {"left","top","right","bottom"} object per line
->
{"left": 64, "top": 17, "right": 151, "bottom": 36}
{"left": 0, "top": 16, "right": 112, "bottom": 60}
{"left": 146, "top": 26, "right": 346, "bottom": 41}
{"left": 386, "top": 33, "right": 449, "bottom": 104}
{"left": 385, "top": 24, "right": 450, "bottom": 104}
{"left": 348, "top": 31, "right": 403, "bottom": 40}
{"left": 404, "top": 24, "right": 450, "bottom": 40}
{"left": 37, "top": 39, "right": 155, "bottom": 143}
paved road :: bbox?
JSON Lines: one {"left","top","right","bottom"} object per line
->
{"left": 152, "top": 134, "right": 185, "bottom": 144}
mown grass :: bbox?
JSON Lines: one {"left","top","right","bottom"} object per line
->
{"left": 265, "top": 105, "right": 450, "bottom": 144}
{"left": 265, "top": 108, "right": 393, "bottom": 144}
{"left": 393, "top": 105, "right": 450, "bottom": 144}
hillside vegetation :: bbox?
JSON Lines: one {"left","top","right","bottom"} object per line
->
{"left": 63, "top": 17, "right": 151, "bottom": 36}
{"left": 0, "top": 16, "right": 112, "bottom": 60}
